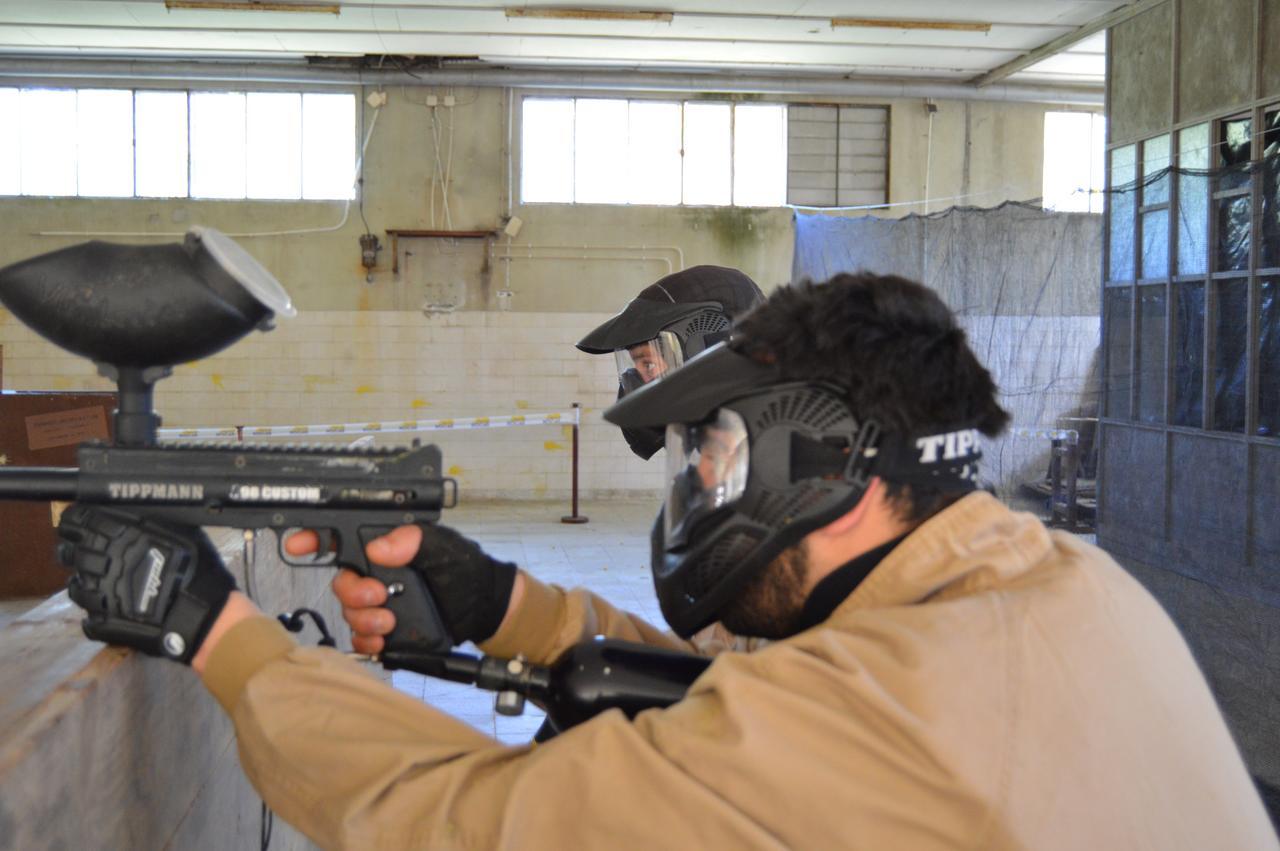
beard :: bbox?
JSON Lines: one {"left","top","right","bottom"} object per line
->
{"left": 717, "top": 540, "right": 811, "bottom": 640}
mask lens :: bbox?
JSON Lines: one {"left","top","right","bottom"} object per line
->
{"left": 615, "top": 331, "right": 685, "bottom": 396}
{"left": 663, "top": 409, "right": 749, "bottom": 547}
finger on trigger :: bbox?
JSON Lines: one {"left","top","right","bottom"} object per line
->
{"left": 285, "top": 528, "right": 321, "bottom": 556}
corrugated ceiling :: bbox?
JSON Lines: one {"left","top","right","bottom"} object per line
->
{"left": 0, "top": 1, "right": 1118, "bottom": 86}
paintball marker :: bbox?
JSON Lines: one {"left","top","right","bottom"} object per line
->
{"left": 0, "top": 228, "right": 455, "bottom": 655}
{"left": 0, "top": 229, "right": 706, "bottom": 733}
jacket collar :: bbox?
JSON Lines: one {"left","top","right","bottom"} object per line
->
{"left": 796, "top": 534, "right": 906, "bottom": 631}
{"left": 830, "top": 491, "right": 1055, "bottom": 618}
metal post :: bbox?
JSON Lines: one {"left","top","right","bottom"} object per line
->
{"left": 561, "top": 402, "right": 589, "bottom": 525}
{"left": 1048, "top": 438, "right": 1065, "bottom": 526}
{"left": 1063, "top": 441, "right": 1081, "bottom": 529}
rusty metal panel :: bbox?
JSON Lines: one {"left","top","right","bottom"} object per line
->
{"left": 1264, "top": 0, "right": 1280, "bottom": 97}
{"left": 1252, "top": 443, "right": 1280, "bottom": 574}
{"left": 1109, "top": 2, "right": 1173, "bottom": 145}
{"left": 1098, "top": 424, "right": 1166, "bottom": 535}
{"left": 1169, "top": 432, "right": 1250, "bottom": 577}
{"left": 1178, "top": 0, "right": 1256, "bottom": 122}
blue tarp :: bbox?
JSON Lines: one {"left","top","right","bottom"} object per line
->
{"left": 792, "top": 209, "right": 924, "bottom": 284}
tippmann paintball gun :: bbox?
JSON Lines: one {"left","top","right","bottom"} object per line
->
{"left": 0, "top": 229, "right": 706, "bottom": 733}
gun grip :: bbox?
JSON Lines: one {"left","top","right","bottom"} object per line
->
{"left": 369, "top": 563, "right": 453, "bottom": 655}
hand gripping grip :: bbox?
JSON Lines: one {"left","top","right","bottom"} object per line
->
{"left": 353, "top": 525, "right": 453, "bottom": 655}
{"left": 368, "top": 562, "right": 453, "bottom": 654}
{"left": 277, "top": 522, "right": 455, "bottom": 656}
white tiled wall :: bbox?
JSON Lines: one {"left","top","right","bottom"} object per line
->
{"left": 0, "top": 308, "right": 1098, "bottom": 502}
{"left": 0, "top": 309, "right": 667, "bottom": 501}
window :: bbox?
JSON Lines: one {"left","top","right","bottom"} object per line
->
{"left": 1043, "top": 111, "right": 1106, "bottom": 213}
{"left": 0, "top": 86, "right": 356, "bottom": 200}
{"left": 521, "top": 97, "right": 787, "bottom": 207}
{"left": 1106, "top": 108, "right": 1280, "bottom": 439}
{"left": 786, "top": 105, "right": 888, "bottom": 208}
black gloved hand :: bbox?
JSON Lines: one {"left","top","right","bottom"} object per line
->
{"left": 56, "top": 504, "right": 236, "bottom": 664}
{"left": 408, "top": 524, "right": 517, "bottom": 645}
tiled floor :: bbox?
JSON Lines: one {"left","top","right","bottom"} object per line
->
{"left": 387, "top": 498, "right": 664, "bottom": 745}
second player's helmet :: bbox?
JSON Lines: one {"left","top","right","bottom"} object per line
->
{"left": 578, "top": 265, "right": 765, "bottom": 459}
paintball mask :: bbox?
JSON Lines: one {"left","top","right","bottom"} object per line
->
{"left": 604, "top": 343, "right": 984, "bottom": 638}
{"left": 579, "top": 265, "right": 765, "bottom": 459}
{"left": 580, "top": 298, "right": 731, "bottom": 392}
{"left": 580, "top": 298, "right": 731, "bottom": 460}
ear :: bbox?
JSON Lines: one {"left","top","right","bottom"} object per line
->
{"left": 813, "top": 477, "right": 883, "bottom": 539}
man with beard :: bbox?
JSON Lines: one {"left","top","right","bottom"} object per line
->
{"left": 54, "top": 273, "right": 1277, "bottom": 849}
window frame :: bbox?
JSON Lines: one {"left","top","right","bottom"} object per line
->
{"left": 1041, "top": 110, "right": 1107, "bottom": 214}
{"left": 517, "top": 92, "right": 791, "bottom": 209}
{"left": 0, "top": 83, "right": 359, "bottom": 202}
{"left": 1103, "top": 102, "right": 1280, "bottom": 445}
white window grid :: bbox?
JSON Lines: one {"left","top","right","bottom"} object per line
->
{"left": 0, "top": 86, "right": 357, "bottom": 201}
{"left": 519, "top": 95, "right": 788, "bottom": 208}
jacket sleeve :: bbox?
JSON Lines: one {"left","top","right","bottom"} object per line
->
{"left": 477, "top": 572, "right": 760, "bottom": 664}
{"left": 202, "top": 615, "right": 782, "bottom": 850}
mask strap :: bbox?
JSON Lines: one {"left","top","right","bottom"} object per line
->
{"left": 875, "top": 429, "right": 983, "bottom": 491}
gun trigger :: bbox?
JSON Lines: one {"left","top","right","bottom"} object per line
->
{"left": 314, "top": 529, "right": 337, "bottom": 565}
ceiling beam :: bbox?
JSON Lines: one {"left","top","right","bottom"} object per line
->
{"left": 969, "top": 0, "right": 1167, "bottom": 87}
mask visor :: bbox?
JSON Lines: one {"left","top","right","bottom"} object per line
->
{"left": 663, "top": 408, "right": 750, "bottom": 549}
{"left": 615, "top": 330, "right": 684, "bottom": 395}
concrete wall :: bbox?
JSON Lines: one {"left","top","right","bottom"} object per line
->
{"left": 0, "top": 305, "right": 664, "bottom": 499}
{"left": 0, "top": 85, "right": 1080, "bottom": 497}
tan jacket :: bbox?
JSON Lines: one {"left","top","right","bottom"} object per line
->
{"left": 204, "top": 493, "right": 1277, "bottom": 850}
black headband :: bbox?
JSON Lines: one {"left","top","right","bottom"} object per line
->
{"left": 871, "top": 428, "right": 983, "bottom": 491}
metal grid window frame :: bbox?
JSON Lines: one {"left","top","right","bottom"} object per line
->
{"left": 1102, "top": 102, "right": 1279, "bottom": 444}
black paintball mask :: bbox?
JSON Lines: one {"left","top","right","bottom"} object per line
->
{"left": 604, "top": 343, "right": 984, "bottom": 638}
{"left": 579, "top": 266, "right": 765, "bottom": 460}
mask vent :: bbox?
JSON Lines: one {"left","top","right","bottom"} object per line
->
{"left": 687, "top": 527, "right": 763, "bottom": 598}
{"left": 679, "top": 309, "right": 730, "bottom": 337}
{"left": 753, "top": 389, "right": 853, "bottom": 433}
{"left": 754, "top": 486, "right": 839, "bottom": 528}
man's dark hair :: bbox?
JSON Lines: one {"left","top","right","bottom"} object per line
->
{"left": 734, "top": 272, "right": 1010, "bottom": 524}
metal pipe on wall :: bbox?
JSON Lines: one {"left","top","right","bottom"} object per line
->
{"left": 0, "top": 57, "right": 1105, "bottom": 106}
{"left": 492, "top": 251, "right": 674, "bottom": 276}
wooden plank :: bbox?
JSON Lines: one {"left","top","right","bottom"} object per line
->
{"left": 506, "top": 8, "right": 673, "bottom": 22}
{"left": 831, "top": 17, "right": 991, "bottom": 33}
{"left": 165, "top": 0, "right": 339, "bottom": 11}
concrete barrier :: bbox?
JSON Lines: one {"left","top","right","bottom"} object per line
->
{"left": 0, "top": 528, "right": 351, "bottom": 851}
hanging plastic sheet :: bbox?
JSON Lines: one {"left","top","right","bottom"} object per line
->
{"left": 792, "top": 202, "right": 1103, "bottom": 498}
